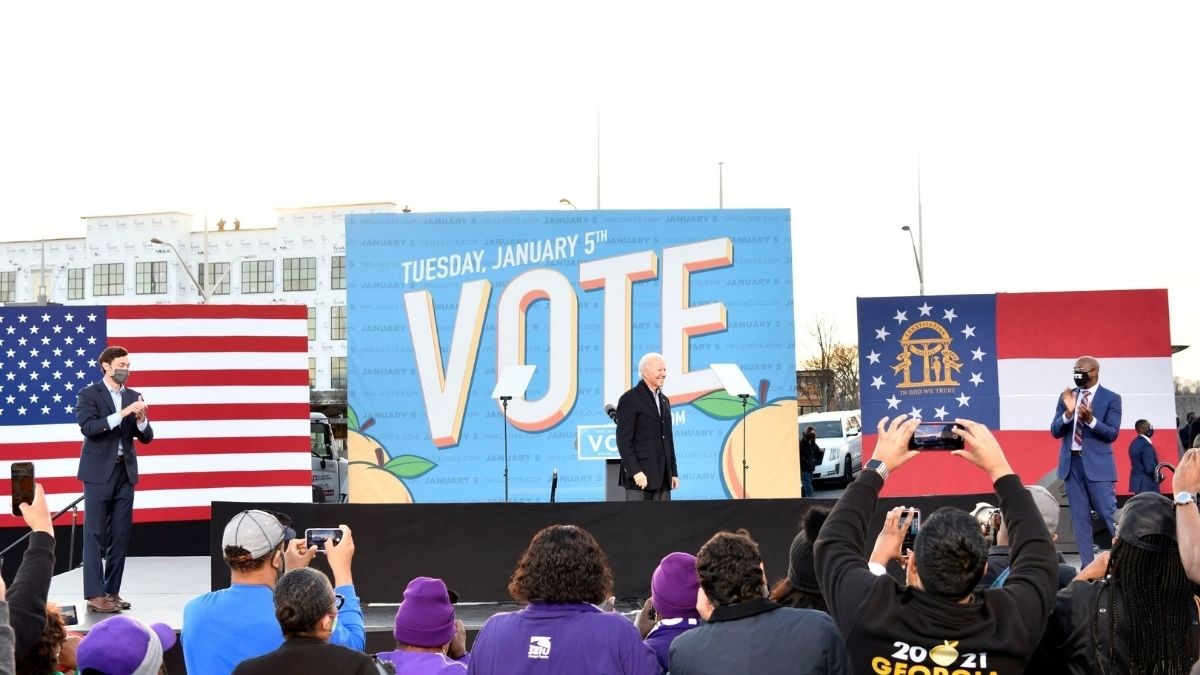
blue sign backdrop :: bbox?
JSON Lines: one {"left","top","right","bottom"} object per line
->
{"left": 346, "top": 209, "right": 797, "bottom": 503}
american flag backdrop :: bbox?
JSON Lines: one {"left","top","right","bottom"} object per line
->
{"left": 856, "top": 289, "right": 1177, "bottom": 497}
{"left": 0, "top": 304, "right": 312, "bottom": 526}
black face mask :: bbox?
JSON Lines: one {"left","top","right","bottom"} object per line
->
{"left": 805, "top": 432, "right": 816, "bottom": 440}
{"left": 1073, "top": 370, "right": 1091, "bottom": 388}
{"left": 1145, "top": 428, "right": 1155, "bottom": 438}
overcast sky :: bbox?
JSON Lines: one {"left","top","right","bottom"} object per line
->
{"left": 3, "top": 2, "right": 1198, "bottom": 384}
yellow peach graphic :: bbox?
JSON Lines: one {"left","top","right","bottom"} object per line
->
{"left": 345, "top": 407, "right": 434, "bottom": 504}
{"left": 719, "top": 398, "right": 800, "bottom": 498}
{"left": 929, "top": 641, "right": 960, "bottom": 667}
{"left": 348, "top": 460, "right": 414, "bottom": 504}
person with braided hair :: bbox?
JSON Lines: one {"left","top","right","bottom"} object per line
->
{"left": 1033, "top": 491, "right": 1200, "bottom": 674}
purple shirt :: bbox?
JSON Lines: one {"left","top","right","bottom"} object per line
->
{"left": 376, "top": 650, "right": 469, "bottom": 674}
{"left": 468, "top": 602, "right": 661, "bottom": 675}
{"left": 644, "top": 618, "right": 701, "bottom": 672}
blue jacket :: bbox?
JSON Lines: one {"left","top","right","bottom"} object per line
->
{"left": 1050, "top": 385, "right": 1121, "bottom": 482}
{"left": 182, "top": 582, "right": 365, "bottom": 675}
{"left": 75, "top": 380, "right": 153, "bottom": 484}
{"left": 1128, "top": 435, "right": 1160, "bottom": 494}
{"left": 468, "top": 602, "right": 660, "bottom": 675}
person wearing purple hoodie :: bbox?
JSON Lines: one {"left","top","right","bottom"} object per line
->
{"left": 376, "top": 576, "right": 470, "bottom": 674}
{"left": 468, "top": 524, "right": 660, "bottom": 675}
{"left": 636, "top": 552, "right": 702, "bottom": 672}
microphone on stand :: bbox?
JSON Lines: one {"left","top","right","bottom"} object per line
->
{"left": 604, "top": 404, "right": 619, "bottom": 424}
{"left": 550, "top": 469, "right": 558, "bottom": 503}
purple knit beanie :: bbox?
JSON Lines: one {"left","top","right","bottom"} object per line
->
{"left": 651, "top": 552, "right": 700, "bottom": 619}
{"left": 393, "top": 577, "right": 456, "bottom": 647}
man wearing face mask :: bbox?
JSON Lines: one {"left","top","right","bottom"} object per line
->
{"left": 1050, "top": 355, "right": 1122, "bottom": 566}
{"left": 800, "top": 426, "right": 819, "bottom": 498}
{"left": 1128, "top": 419, "right": 1161, "bottom": 494}
{"left": 182, "top": 511, "right": 365, "bottom": 675}
{"left": 76, "top": 346, "right": 153, "bottom": 614}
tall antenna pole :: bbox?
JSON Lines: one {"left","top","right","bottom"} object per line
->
{"left": 917, "top": 155, "right": 924, "bottom": 295}
{"left": 595, "top": 109, "right": 601, "bottom": 210}
{"left": 718, "top": 162, "right": 724, "bottom": 209}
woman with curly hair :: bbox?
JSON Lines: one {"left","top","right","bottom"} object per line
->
{"left": 16, "top": 603, "right": 71, "bottom": 675}
{"left": 468, "top": 524, "right": 661, "bottom": 674}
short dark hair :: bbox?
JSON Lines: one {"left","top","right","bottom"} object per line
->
{"left": 508, "top": 524, "right": 613, "bottom": 604}
{"left": 1135, "top": 419, "right": 1151, "bottom": 434}
{"left": 696, "top": 529, "right": 765, "bottom": 607}
{"left": 97, "top": 346, "right": 128, "bottom": 372}
{"left": 274, "top": 567, "right": 335, "bottom": 638}
{"left": 914, "top": 507, "right": 987, "bottom": 600}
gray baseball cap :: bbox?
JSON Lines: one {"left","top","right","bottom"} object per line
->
{"left": 222, "top": 510, "right": 295, "bottom": 559}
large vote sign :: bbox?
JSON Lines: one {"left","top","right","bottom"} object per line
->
{"left": 346, "top": 209, "right": 798, "bottom": 503}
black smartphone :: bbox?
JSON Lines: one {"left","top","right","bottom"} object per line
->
{"left": 908, "top": 422, "right": 966, "bottom": 451}
{"left": 59, "top": 604, "right": 78, "bottom": 626}
{"left": 305, "top": 528, "right": 343, "bottom": 552}
{"left": 11, "top": 462, "right": 34, "bottom": 517}
{"left": 901, "top": 508, "right": 921, "bottom": 554}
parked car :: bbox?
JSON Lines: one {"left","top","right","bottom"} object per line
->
{"left": 799, "top": 409, "right": 863, "bottom": 487}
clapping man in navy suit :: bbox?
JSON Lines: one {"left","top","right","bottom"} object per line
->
{"left": 616, "top": 353, "right": 679, "bottom": 501}
{"left": 1128, "top": 419, "right": 1161, "bottom": 495}
{"left": 76, "top": 346, "right": 153, "bottom": 613}
{"left": 1050, "top": 355, "right": 1120, "bottom": 566}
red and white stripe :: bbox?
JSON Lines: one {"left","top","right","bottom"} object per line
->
{"left": 0, "top": 305, "right": 312, "bottom": 526}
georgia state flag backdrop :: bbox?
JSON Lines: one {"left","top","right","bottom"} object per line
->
{"left": 856, "top": 289, "right": 1176, "bottom": 496}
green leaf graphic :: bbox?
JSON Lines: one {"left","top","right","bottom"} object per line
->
{"left": 383, "top": 455, "right": 438, "bottom": 479}
{"left": 347, "top": 406, "right": 360, "bottom": 432}
{"left": 691, "top": 390, "right": 759, "bottom": 420}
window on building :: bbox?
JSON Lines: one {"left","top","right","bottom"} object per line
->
{"left": 241, "top": 260, "right": 274, "bottom": 294}
{"left": 198, "top": 262, "right": 232, "bottom": 296}
{"left": 31, "top": 268, "right": 52, "bottom": 301}
{"left": 331, "top": 255, "right": 346, "bottom": 290}
{"left": 309, "top": 357, "right": 317, "bottom": 388}
{"left": 307, "top": 306, "right": 317, "bottom": 341}
{"left": 67, "top": 268, "right": 85, "bottom": 300}
{"left": 283, "top": 257, "right": 317, "bottom": 292}
{"left": 135, "top": 261, "right": 168, "bottom": 295}
{"left": 331, "top": 356, "right": 347, "bottom": 389}
{"left": 331, "top": 306, "right": 346, "bottom": 340}
{"left": 93, "top": 263, "right": 125, "bottom": 297}
{"left": 0, "top": 271, "right": 15, "bottom": 303}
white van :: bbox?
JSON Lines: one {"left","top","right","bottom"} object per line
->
{"left": 798, "top": 409, "right": 863, "bottom": 487}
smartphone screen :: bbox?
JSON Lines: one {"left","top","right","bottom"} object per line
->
{"left": 305, "top": 528, "right": 343, "bottom": 551}
{"left": 908, "top": 422, "right": 966, "bottom": 451}
{"left": 901, "top": 509, "right": 921, "bottom": 554}
{"left": 11, "top": 462, "right": 34, "bottom": 517}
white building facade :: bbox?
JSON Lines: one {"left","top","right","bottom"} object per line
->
{"left": 0, "top": 202, "right": 396, "bottom": 407}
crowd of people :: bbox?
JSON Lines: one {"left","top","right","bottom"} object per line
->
{"left": 0, "top": 414, "right": 1198, "bottom": 673}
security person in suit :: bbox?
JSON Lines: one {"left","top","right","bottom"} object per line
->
{"left": 1128, "top": 419, "right": 1161, "bottom": 494}
{"left": 615, "top": 353, "right": 678, "bottom": 501}
{"left": 1050, "top": 355, "right": 1121, "bottom": 566}
{"left": 76, "top": 345, "right": 153, "bottom": 613}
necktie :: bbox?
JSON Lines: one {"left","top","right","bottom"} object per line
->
{"left": 654, "top": 388, "right": 661, "bottom": 416}
{"left": 1072, "top": 390, "right": 1091, "bottom": 449}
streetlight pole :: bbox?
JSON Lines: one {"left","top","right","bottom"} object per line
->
{"left": 150, "top": 237, "right": 209, "bottom": 303}
{"left": 900, "top": 226, "right": 924, "bottom": 295}
{"left": 559, "top": 198, "right": 577, "bottom": 210}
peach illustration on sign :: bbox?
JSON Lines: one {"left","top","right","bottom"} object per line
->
{"left": 346, "top": 405, "right": 436, "bottom": 504}
{"left": 692, "top": 379, "right": 800, "bottom": 498}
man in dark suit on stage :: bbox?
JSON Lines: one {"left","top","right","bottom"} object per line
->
{"left": 76, "top": 345, "right": 153, "bottom": 613}
{"left": 616, "top": 353, "right": 678, "bottom": 501}
{"left": 1128, "top": 419, "right": 1161, "bottom": 494}
{"left": 1050, "top": 355, "right": 1120, "bottom": 566}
